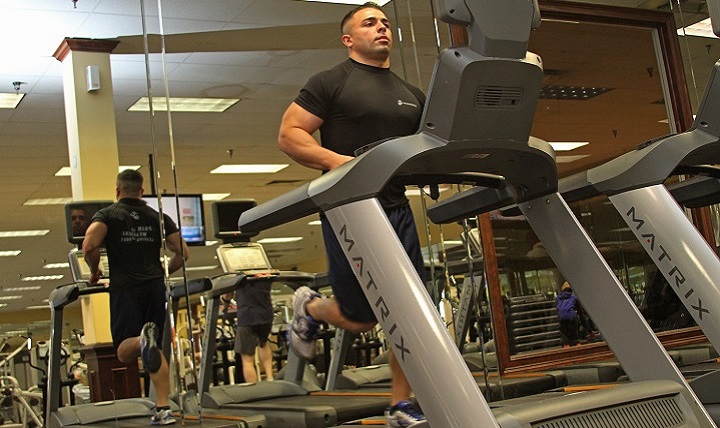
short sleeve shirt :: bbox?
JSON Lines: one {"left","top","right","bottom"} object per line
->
{"left": 235, "top": 281, "right": 273, "bottom": 326}
{"left": 295, "top": 58, "right": 426, "bottom": 209}
{"left": 91, "top": 198, "right": 179, "bottom": 291}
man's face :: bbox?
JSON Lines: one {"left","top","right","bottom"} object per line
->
{"left": 344, "top": 7, "right": 392, "bottom": 60}
{"left": 71, "top": 209, "right": 88, "bottom": 235}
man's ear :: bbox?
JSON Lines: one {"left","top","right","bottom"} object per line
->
{"left": 341, "top": 34, "right": 352, "bottom": 48}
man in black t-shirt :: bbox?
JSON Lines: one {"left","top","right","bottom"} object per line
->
{"left": 277, "top": 3, "right": 426, "bottom": 427}
{"left": 83, "top": 169, "right": 188, "bottom": 426}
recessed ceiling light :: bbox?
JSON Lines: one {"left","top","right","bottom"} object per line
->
{"left": 0, "top": 93, "right": 25, "bottom": 109}
{"left": 0, "top": 296, "right": 23, "bottom": 300}
{"left": 0, "top": 250, "right": 21, "bottom": 257}
{"left": 548, "top": 142, "right": 589, "bottom": 151}
{"left": 202, "top": 193, "right": 231, "bottom": 201}
{"left": 24, "top": 197, "right": 73, "bottom": 206}
{"left": 20, "top": 275, "right": 63, "bottom": 281}
{"left": 44, "top": 262, "right": 70, "bottom": 269}
{"left": 211, "top": 164, "right": 289, "bottom": 174}
{"left": 308, "top": 220, "right": 322, "bottom": 226}
{"left": 257, "top": 237, "right": 304, "bottom": 244}
{"left": 128, "top": 97, "right": 239, "bottom": 113}
{"left": 678, "top": 18, "right": 717, "bottom": 39}
{"left": 55, "top": 165, "right": 141, "bottom": 177}
{"left": 0, "top": 230, "right": 50, "bottom": 238}
{"left": 299, "top": 0, "right": 391, "bottom": 5}
{"left": 26, "top": 306, "right": 50, "bottom": 310}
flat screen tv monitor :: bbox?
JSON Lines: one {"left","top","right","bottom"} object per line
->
{"left": 143, "top": 194, "right": 206, "bottom": 246}
{"left": 65, "top": 200, "right": 114, "bottom": 245}
{"left": 211, "top": 199, "right": 258, "bottom": 241}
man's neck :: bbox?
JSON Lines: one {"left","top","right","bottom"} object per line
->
{"left": 349, "top": 52, "right": 390, "bottom": 69}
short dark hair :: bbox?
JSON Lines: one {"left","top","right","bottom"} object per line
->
{"left": 340, "top": 2, "right": 384, "bottom": 34}
{"left": 116, "top": 169, "right": 143, "bottom": 194}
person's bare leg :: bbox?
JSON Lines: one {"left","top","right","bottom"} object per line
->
{"left": 305, "top": 296, "right": 375, "bottom": 333}
{"left": 258, "top": 342, "right": 274, "bottom": 381}
{"left": 117, "top": 337, "right": 170, "bottom": 407}
{"left": 117, "top": 337, "right": 141, "bottom": 364}
{"left": 389, "top": 350, "right": 412, "bottom": 406}
{"left": 241, "top": 353, "right": 258, "bottom": 383}
{"left": 148, "top": 354, "right": 170, "bottom": 407}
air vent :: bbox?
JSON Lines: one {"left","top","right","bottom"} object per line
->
{"left": 474, "top": 86, "right": 523, "bottom": 108}
{"left": 533, "top": 397, "right": 685, "bottom": 428}
{"left": 539, "top": 85, "right": 613, "bottom": 100}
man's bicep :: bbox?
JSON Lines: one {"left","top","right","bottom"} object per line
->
{"left": 281, "top": 102, "right": 324, "bottom": 136}
{"left": 83, "top": 222, "right": 107, "bottom": 251}
{"left": 165, "top": 232, "right": 184, "bottom": 253}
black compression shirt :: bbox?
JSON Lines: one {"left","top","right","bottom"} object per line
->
{"left": 295, "top": 58, "right": 426, "bottom": 208}
{"left": 91, "top": 198, "right": 179, "bottom": 291}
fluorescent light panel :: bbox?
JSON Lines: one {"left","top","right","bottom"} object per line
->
{"left": 21, "top": 275, "right": 63, "bottom": 281}
{"left": 257, "top": 237, "right": 303, "bottom": 244}
{"left": 300, "top": 0, "right": 391, "bottom": 5}
{"left": 0, "top": 93, "right": 25, "bottom": 109}
{"left": 0, "top": 250, "right": 21, "bottom": 257}
{"left": 24, "top": 197, "right": 73, "bottom": 206}
{"left": 308, "top": 220, "right": 322, "bottom": 226}
{"left": 556, "top": 155, "right": 590, "bottom": 163}
{"left": 0, "top": 296, "right": 22, "bottom": 300}
{"left": 44, "top": 262, "right": 70, "bottom": 269}
{"left": 0, "top": 230, "right": 49, "bottom": 238}
{"left": 27, "top": 306, "right": 50, "bottom": 310}
{"left": 211, "top": 164, "right": 289, "bottom": 174}
{"left": 128, "top": 97, "right": 239, "bottom": 113}
{"left": 6, "top": 286, "right": 41, "bottom": 291}
{"left": 405, "top": 186, "right": 450, "bottom": 197}
{"left": 548, "top": 142, "right": 589, "bottom": 151}
{"left": 678, "top": 18, "right": 717, "bottom": 39}
{"left": 202, "top": 193, "right": 231, "bottom": 201}
{"left": 55, "top": 165, "right": 141, "bottom": 177}
{"left": 185, "top": 265, "right": 219, "bottom": 272}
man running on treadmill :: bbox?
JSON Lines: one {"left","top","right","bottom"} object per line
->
{"left": 277, "top": 3, "right": 427, "bottom": 427}
{"left": 83, "top": 169, "right": 189, "bottom": 425}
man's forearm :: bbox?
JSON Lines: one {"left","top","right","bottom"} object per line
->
{"left": 85, "top": 248, "right": 101, "bottom": 276}
{"left": 167, "top": 253, "right": 184, "bottom": 274}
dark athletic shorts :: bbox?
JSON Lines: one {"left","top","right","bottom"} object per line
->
{"left": 321, "top": 203, "right": 426, "bottom": 324}
{"left": 234, "top": 323, "right": 272, "bottom": 355}
{"left": 109, "top": 282, "right": 167, "bottom": 349}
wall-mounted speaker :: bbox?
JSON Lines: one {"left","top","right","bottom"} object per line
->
{"left": 86, "top": 65, "right": 100, "bottom": 92}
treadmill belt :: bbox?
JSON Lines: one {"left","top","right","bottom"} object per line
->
{"left": 220, "top": 394, "right": 389, "bottom": 427}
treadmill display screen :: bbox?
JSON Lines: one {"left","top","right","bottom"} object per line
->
{"left": 219, "top": 246, "right": 270, "bottom": 272}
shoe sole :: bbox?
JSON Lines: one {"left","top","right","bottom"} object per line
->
{"left": 141, "top": 323, "right": 162, "bottom": 373}
{"left": 288, "top": 287, "right": 318, "bottom": 360}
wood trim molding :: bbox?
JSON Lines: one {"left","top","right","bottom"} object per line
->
{"left": 53, "top": 38, "right": 120, "bottom": 62}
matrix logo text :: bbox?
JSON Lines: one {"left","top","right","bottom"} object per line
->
{"left": 626, "top": 206, "right": 710, "bottom": 320}
{"left": 339, "top": 224, "right": 411, "bottom": 361}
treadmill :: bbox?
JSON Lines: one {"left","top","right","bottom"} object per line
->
{"left": 194, "top": 242, "right": 390, "bottom": 427}
{"left": 45, "top": 250, "right": 261, "bottom": 428}
{"left": 237, "top": 0, "right": 714, "bottom": 426}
